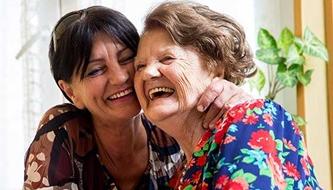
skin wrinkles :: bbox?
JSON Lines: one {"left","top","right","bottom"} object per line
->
{"left": 171, "top": 54, "right": 212, "bottom": 112}
{"left": 134, "top": 28, "right": 215, "bottom": 155}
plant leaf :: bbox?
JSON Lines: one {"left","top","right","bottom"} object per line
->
{"left": 303, "top": 27, "right": 329, "bottom": 61}
{"left": 288, "top": 64, "right": 302, "bottom": 75}
{"left": 248, "top": 69, "right": 266, "bottom": 92}
{"left": 256, "top": 48, "right": 285, "bottom": 65}
{"left": 277, "top": 66, "right": 297, "bottom": 87}
{"left": 292, "top": 114, "right": 307, "bottom": 126}
{"left": 258, "top": 28, "right": 277, "bottom": 49}
{"left": 277, "top": 63, "right": 287, "bottom": 73}
{"left": 278, "top": 28, "right": 294, "bottom": 55}
{"left": 297, "top": 69, "right": 314, "bottom": 86}
{"left": 294, "top": 37, "right": 304, "bottom": 53}
{"left": 286, "top": 44, "right": 305, "bottom": 65}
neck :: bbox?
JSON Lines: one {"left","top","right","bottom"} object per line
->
{"left": 93, "top": 114, "right": 146, "bottom": 159}
{"left": 157, "top": 109, "right": 206, "bottom": 161}
{"left": 93, "top": 114, "right": 149, "bottom": 190}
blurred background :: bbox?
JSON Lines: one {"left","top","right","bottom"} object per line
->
{"left": 0, "top": 0, "right": 331, "bottom": 189}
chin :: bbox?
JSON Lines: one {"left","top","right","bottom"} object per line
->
{"left": 117, "top": 103, "right": 142, "bottom": 119}
{"left": 144, "top": 104, "right": 178, "bottom": 125}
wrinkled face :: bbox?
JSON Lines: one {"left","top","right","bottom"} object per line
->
{"left": 63, "top": 32, "right": 141, "bottom": 122}
{"left": 134, "top": 28, "right": 214, "bottom": 125}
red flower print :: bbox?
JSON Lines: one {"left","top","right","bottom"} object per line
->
{"left": 199, "top": 182, "right": 208, "bottom": 190}
{"left": 196, "top": 155, "right": 207, "bottom": 167}
{"left": 248, "top": 99, "right": 264, "bottom": 110}
{"left": 248, "top": 129, "right": 277, "bottom": 155}
{"left": 224, "top": 177, "right": 249, "bottom": 190}
{"left": 282, "top": 138, "right": 297, "bottom": 152}
{"left": 307, "top": 155, "right": 314, "bottom": 166}
{"left": 291, "top": 120, "right": 301, "bottom": 135}
{"left": 300, "top": 157, "right": 310, "bottom": 176}
{"left": 242, "top": 114, "right": 259, "bottom": 125}
{"left": 192, "top": 170, "right": 202, "bottom": 183}
{"left": 263, "top": 113, "right": 273, "bottom": 126}
{"left": 224, "top": 135, "right": 236, "bottom": 144}
{"left": 267, "top": 155, "right": 286, "bottom": 189}
{"left": 283, "top": 161, "right": 300, "bottom": 180}
{"left": 215, "top": 127, "right": 227, "bottom": 144}
{"left": 194, "top": 131, "right": 212, "bottom": 152}
{"left": 228, "top": 106, "right": 246, "bottom": 123}
{"left": 215, "top": 175, "right": 229, "bottom": 188}
{"left": 304, "top": 186, "right": 313, "bottom": 190}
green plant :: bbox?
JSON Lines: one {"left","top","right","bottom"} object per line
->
{"left": 249, "top": 27, "right": 328, "bottom": 99}
{"left": 248, "top": 27, "right": 328, "bottom": 126}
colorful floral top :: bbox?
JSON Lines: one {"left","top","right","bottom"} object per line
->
{"left": 169, "top": 99, "right": 321, "bottom": 190}
{"left": 24, "top": 104, "right": 184, "bottom": 190}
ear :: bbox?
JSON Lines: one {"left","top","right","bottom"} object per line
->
{"left": 58, "top": 80, "right": 85, "bottom": 109}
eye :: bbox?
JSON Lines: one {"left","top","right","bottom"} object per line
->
{"left": 160, "top": 55, "right": 175, "bottom": 64}
{"left": 85, "top": 65, "right": 106, "bottom": 77}
{"left": 135, "top": 63, "right": 146, "bottom": 71}
{"left": 119, "top": 54, "right": 135, "bottom": 65}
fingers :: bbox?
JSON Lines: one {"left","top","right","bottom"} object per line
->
{"left": 204, "top": 90, "right": 254, "bottom": 129}
{"left": 197, "top": 77, "right": 224, "bottom": 112}
{"left": 207, "top": 105, "right": 230, "bottom": 129}
{"left": 200, "top": 78, "right": 254, "bottom": 130}
{"left": 202, "top": 86, "right": 234, "bottom": 129}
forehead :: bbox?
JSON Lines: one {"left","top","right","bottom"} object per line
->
{"left": 141, "top": 28, "right": 175, "bottom": 47}
{"left": 89, "top": 32, "right": 127, "bottom": 55}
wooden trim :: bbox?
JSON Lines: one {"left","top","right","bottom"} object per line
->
{"left": 324, "top": 0, "right": 333, "bottom": 188}
{"left": 294, "top": 0, "right": 306, "bottom": 137}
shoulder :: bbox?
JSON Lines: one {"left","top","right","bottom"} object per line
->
{"left": 210, "top": 99, "right": 321, "bottom": 189}
{"left": 24, "top": 104, "right": 96, "bottom": 188}
{"left": 211, "top": 99, "right": 303, "bottom": 157}
{"left": 221, "top": 99, "right": 299, "bottom": 133}
{"left": 28, "top": 103, "right": 94, "bottom": 155}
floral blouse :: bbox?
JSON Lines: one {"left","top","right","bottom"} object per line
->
{"left": 169, "top": 99, "right": 321, "bottom": 190}
{"left": 24, "top": 104, "right": 185, "bottom": 190}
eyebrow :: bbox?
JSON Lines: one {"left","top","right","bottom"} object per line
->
{"left": 88, "top": 58, "right": 104, "bottom": 64}
{"left": 117, "top": 47, "right": 131, "bottom": 57}
{"left": 89, "top": 46, "right": 132, "bottom": 63}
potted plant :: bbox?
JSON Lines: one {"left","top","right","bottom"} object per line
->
{"left": 248, "top": 27, "right": 328, "bottom": 125}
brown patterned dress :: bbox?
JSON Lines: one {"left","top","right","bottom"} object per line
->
{"left": 23, "top": 104, "right": 184, "bottom": 190}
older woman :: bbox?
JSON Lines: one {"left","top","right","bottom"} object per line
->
{"left": 23, "top": 5, "right": 251, "bottom": 190}
{"left": 134, "top": 1, "right": 321, "bottom": 189}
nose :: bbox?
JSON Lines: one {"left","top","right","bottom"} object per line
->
{"left": 107, "top": 65, "right": 130, "bottom": 85}
{"left": 142, "top": 62, "right": 161, "bottom": 81}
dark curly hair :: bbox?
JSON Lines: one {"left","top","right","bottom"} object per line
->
{"left": 143, "top": 1, "right": 256, "bottom": 84}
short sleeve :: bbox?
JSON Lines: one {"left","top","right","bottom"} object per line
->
{"left": 213, "top": 99, "right": 322, "bottom": 189}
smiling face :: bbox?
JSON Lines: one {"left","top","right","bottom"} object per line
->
{"left": 134, "top": 28, "right": 214, "bottom": 126}
{"left": 58, "top": 32, "right": 141, "bottom": 123}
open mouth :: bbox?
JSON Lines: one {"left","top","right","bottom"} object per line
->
{"left": 148, "top": 87, "right": 175, "bottom": 100}
{"left": 108, "top": 88, "right": 133, "bottom": 100}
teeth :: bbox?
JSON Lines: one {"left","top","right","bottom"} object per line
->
{"left": 148, "top": 87, "right": 174, "bottom": 100}
{"left": 109, "top": 89, "right": 133, "bottom": 100}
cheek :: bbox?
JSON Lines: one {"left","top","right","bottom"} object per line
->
{"left": 166, "top": 68, "right": 199, "bottom": 108}
{"left": 127, "top": 63, "right": 136, "bottom": 80}
{"left": 134, "top": 74, "right": 145, "bottom": 104}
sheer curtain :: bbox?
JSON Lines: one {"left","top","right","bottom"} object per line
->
{"left": 0, "top": 0, "right": 293, "bottom": 189}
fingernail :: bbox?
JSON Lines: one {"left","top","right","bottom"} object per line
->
{"left": 197, "top": 105, "right": 205, "bottom": 112}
